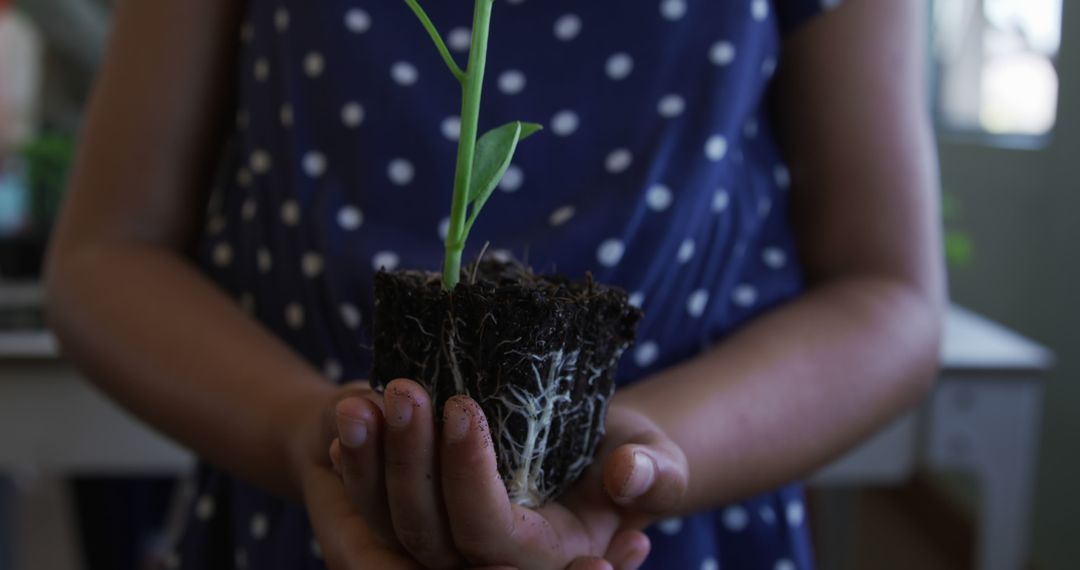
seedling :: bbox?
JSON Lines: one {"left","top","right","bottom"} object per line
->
{"left": 374, "top": 0, "right": 641, "bottom": 507}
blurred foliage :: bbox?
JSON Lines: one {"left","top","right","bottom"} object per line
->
{"left": 21, "top": 133, "right": 75, "bottom": 234}
{"left": 942, "top": 192, "right": 973, "bottom": 268}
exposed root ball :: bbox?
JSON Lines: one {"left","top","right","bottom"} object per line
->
{"left": 371, "top": 258, "right": 641, "bottom": 507}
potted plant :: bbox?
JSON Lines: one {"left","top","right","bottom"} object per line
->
{"left": 371, "top": 0, "right": 642, "bottom": 508}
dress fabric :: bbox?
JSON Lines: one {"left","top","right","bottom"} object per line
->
{"left": 170, "top": 1, "right": 837, "bottom": 568}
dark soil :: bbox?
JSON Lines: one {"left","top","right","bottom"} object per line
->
{"left": 371, "top": 258, "right": 641, "bottom": 506}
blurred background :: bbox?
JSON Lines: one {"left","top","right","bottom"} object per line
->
{"left": 0, "top": 0, "right": 1075, "bottom": 569}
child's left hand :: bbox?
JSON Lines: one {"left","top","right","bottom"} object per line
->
{"left": 329, "top": 378, "right": 688, "bottom": 570}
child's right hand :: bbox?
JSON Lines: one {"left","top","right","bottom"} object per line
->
{"left": 290, "top": 380, "right": 609, "bottom": 570}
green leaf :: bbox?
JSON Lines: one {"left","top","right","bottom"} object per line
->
{"left": 467, "top": 121, "right": 542, "bottom": 205}
{"left": 403, "top": 0, "right": 466, "bottom": 83}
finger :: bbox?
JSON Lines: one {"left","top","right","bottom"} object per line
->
{"left": 566, "top": 557, "right": 613, "bottom": 570}
{"left": 335, "top": 396, "right": 397, "bottom": 547}
{"left": 303, "top": 463, "right": 419, "bottom": 570}
{"left": 441, "top": 396, "right": 589, "bottom": 566}
{"left": 383, "top": 379, "right": 463, "bottom": 569}
{"left": 602, "top": 439, "right": 688, "bottom": 516}
{"left": 604, "top": 530, "right": 650, "bottom": 570}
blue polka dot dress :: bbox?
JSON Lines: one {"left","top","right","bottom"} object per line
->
{"left": 173, "top": 1, "right": 839, "bottom": 568}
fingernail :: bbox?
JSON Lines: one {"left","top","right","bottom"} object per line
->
{"left": 444, "top": 398, "right": 470, "bottom": 443}
{"left": 386, "top": 388, "right": 414, "bottom": 429}
{"left": 338, "top": 417, "right": 367, "bottom": 448}
{"left": 622, "top": 452, "right": 656, "bottom": 498}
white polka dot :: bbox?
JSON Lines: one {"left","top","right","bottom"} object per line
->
{"left": 163, "top": 551, "right": 180, "bottom": 569}
{"left": 705, "top": 135, "right": 728, "bottom": 161}
{"left": 744, "top": 119, "right": 759, "bottom": 138}
{"left": 391, "top": 61, "right": 419, "bottom": 86}
{"left": 497, "top": 69, "right": 527, "bottom": 95}
{"left": 499, "top": 165, "right": 524, "bottom": 192}
{"left": 241, "top": 292, "right": 255, "bottom": 315}
{"left": 310, "top": 538, "right": 324, "bottom": 559}
{"left": 785, "top": 500, "right": 805, "bottom": 526}
{"left": 540, "top": 204, "right": 573, "bottom": 226}
{"left": 489, "top": 249, "right": 513, "bottom": 263}
{"left": 285, "top": 303, "right": 305, "bottom": 329}
{"left": 280, "top": 103, "right": 294, "bottom": 127}
{"left": 303, "top": 151, "right": 326, "bottom": 178}
{"left": 759, "top": 197, "right": 772, "bottom": 218}
{"left": 712, "top": 189, "right": 730, "bottom": 213}
{"left": 324, "top": 359, "right": 343, "bottom": 380}
{"left": 388, "top": 158, "right": 415, "bottom": 186}
{"left": 340, "top": 303, "right": 361, "bottom": 329}
{"left": 687, "top": 289, "right": 709, "bottom": 318}
{"left": 441, "top": 116, "right": 461, "bottom": 141}
{"left": 447, "top": 27, "right": 471, "bottom": 51}
{"left": 345, "top": 8, "right": 371, "bottom": 34}
{"left": 253, "top": 57, "right": 270, "bottom": 81}
{"left": 658, "top": 517, "right": 683, "bottom": 535}
{"left": 195, "top": 494, "right": 216, "bottom": 520}
{"left": 646, "top": 184, "right": 673, "bottom": 211}
{"left": 722, "top": 505, "right": 749, "bottom": 531}
{"left": 760, "top": 505, "right": 777, "bottom": 524}
{"left": 250, "top": 512, "right": 270, "bottom": 539}
{"left": 597, "top": 238, "right": 625, "bottom": 267}
{"left": 250, "top": 149, "right": 271, "bottom": 174}
{"left": 605, "top": 148, "right": 633, "bottom": 173}
{"left": 763, "top": 247, "right": 787, "bottom": 268}
{"left": 240, "top": 22, "right": 254, "bottom": 43}
{"left": 372, "top": 251, "right": 400, "bottom": 271}
{"left": 710, "top": 41, "right": 736, "bottom": 66}
{"left": 551, "top": 110, "right": 580, "bottom": 136}
{"left": 660, "top": 0, "right": 687, "bottom": 20}
{"left": 676, "top": 238, "right": 695, "bottom": 263}
{"left": 752, "top": 0, "right": 769, "bottom": 21}
{"left": 763, "top": 57, "right": 778, "bottom": 78}
{"left": 775, "top": 559, "right": 796, "bottom": 570}
{"left": 280, "top": 200, "right": 301, "bottom": 226}
{"left": 207, "top": 216, "right": 225, "bottom": 235}
{"left": 236, "top": 168, "right": 252, "bottom": 188}
{"left": 437, "top": 217, "right": 451, "bottom": 240}
{"left": 212, "top": 243, "right": 233, "bottom": 267}
{"left": 657, "top": 94, "right": 686, "bottom": 118}
{"left": 701, "top": 558, "right": 719, "bottom": 570}
{"left": 606, "top": 53, "right": 634, "bottom": 80}
{"left": 634, "top": 341, "right": 659, "bottom": 367}
{"left": 257, "top": 248, "right": 273, "bottom": 273}
{"left": 628, "top": 291, "right": 645, "bottom": 308}
{"left": 302, "top": 252, "right": 323, "bottom": 278}
{"left": 304, "top": 52, "right": 325, "bottom": 78}
{"left": 553, "top": 13, "right": 582, "bottom": 41}
{"left": 341, "top": 102, "right": 365, "bottom": 128}
{"left": 774, "top": 165, "right": 791, "bottom": 189}
{"left": 235, "top": 548, "right": 248, "bottom": 569}
{"left": 241, "top": 197, "right": 257, "bottom": 221}
{"left": 274, "top": 7, "right": 289, "bottom": 32}
{"left": 337, "top": 206, "right": 363, "bottom": 231}
{"left": 732, "top": 284, "right": 758, "bottom": 308}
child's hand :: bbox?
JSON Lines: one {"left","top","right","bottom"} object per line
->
{"left": 330, "top": 378, "right": 688, "bottom": 570}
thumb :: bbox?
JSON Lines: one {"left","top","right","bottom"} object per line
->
{"left": 602, "top": 439, "right": 688, "bottom": 516}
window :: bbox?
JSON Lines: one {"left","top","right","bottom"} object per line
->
{"left": 933, "top": 0, "right": 1063, "bottom": 145}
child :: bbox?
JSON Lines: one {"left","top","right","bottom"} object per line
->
{"left": 45, "top": 0, "right": 944, "bottom": 568}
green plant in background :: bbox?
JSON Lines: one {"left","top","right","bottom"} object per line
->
{"left": 21, "top": 133, "right": 75, "bottom": 234}
{"left": 942, "top": 192, "right": 973, "bottom": 268}
{"left": 404, "top": 0, "right": 542, "bottom": 290}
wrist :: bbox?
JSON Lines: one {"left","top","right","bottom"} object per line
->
{"left": 279, "top": 381, "right": 339, "bottom": 500}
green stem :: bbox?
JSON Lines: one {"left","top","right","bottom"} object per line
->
{"left": 403, "top": 0, "right": 466, "bottom": 83}
{"left": 443, "top": 0, "right": 494, "bottom": 291}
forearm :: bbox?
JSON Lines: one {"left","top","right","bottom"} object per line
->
{"left": 614, "top": 275, "right": 941, "bottom": 513}
{"left": 45, "top": 243, "right": 334, "bottom": 500}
